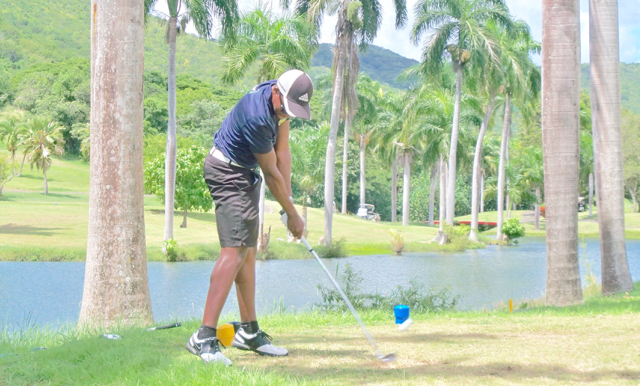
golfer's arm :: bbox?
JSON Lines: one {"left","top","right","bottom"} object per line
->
{"left": 255, "top": 150, "right": 297, "bottom": 217}
{"left": 274, "top": 120, "right": 292, "bottom": 197}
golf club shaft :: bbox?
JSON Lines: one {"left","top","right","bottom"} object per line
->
{"left": 299, "top": 236, "right": 382, "bottom": 356}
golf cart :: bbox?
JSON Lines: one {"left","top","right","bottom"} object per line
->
{"left": 357, "top": 204, "right": 381, "bottom": 222}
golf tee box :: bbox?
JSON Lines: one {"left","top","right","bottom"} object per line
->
{"left": 394, "top": 305, "right": 410, "bottom": 324}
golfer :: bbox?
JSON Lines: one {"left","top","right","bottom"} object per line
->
{"left": 186, "top": 70, "right": 312, "bottom": 365}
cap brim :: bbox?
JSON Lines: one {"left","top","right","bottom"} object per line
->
{"left": 283, "top": 97, "right": 311, "bottom": 120}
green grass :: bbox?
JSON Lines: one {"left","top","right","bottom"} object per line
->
{"left": 2, "top": 284, "right": 639, "bottom": 385}
{"left": 454, "top": 207, "right": 640, "bottom": 239}
{"left": 0, "top": 156, "right": 445, "bottom": 261}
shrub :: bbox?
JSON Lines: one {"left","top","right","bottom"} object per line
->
{"left": 162, "top": 239, "right": 183, "bottom": 262}
{"left": 389, "top": 229, "right": 404, "bottom": 255}
{"left": 502, "top": 218, "right": 525, "bottom": 243}
{"left": 315, "top": 238, "right": 347, "bottom": 258}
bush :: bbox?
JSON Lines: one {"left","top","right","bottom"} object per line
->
{"left": 389, "top": 229, "right": 404, "bottom": 255}
{"left": 502, "top": 218, "right": 525, "bottom": 243}
{"left": 315, "top": 238, "right": 347, "bottom": 258}
{"left": 162, "top": 239, "right": 186, "bottom": 262}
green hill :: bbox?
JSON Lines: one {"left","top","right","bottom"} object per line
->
{"left": 311, "top": 43, "right": 419, "bottom": 88}
{"left": 581, "top": 63, "right": 640, "bottom": 114}
{"left": 1, "top": 0, "right": 639, "bottom": 112}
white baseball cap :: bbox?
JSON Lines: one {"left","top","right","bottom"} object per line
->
{"left": 277, "top": 70, "right": 314, "bottom": 120}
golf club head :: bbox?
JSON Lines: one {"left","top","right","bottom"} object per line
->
{"left": 377, "top": 352, "right": 397, "bottom": 363}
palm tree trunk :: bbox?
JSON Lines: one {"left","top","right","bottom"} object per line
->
{"left": 446, "top": 65, "right": 463, "bottom": 226}
{"left": 630, "top": 185, "right": 637, "bottom": 213}
{"left": 588, "top": 172, "right": 594, "bottom": 217}
{"left": 80, "top": 0, "right": 153, "bottom": 327}
{"left": 341, "top": 115, "right": 350, "bottom": 214}
{"left": 590, "top": 0, "right": 633, "bottom": 294}
{"left": 391, "top": 156, "right": 398, "bottom": 222}
{"left": 359, "top": 135, "right": 365, "bottom": 207}
{"left": 43, "top": 168, "right": 48, "bottom": 195}
{"left": 535, "top": 186, "right": 541, "bottom": 230}
{"left": 18, "top": 153, "right": 27, "bottom": 176}
{"left": 402, "top": 150, "right": 412, "bottom": 226}
{"left": 302, "top": 193, "right": 308, "bottom": 229}
{"left": 496, "top": 93, "right": 511, "bottom": 240}
{"left": 541, "top": 0, "right": 583, "bottom": 306}
{"left": 323, "top": 22, "right": 348, "bottom": 246}
{"left": 164, "top": 16, "right": 178, "bottom": 243}
{"left": 480, "top": 172, "right": 485, "bottom": 213}
{"left": 506, "top": 193, "right": 511, "bottom": 219}
{"left": 470, "top": 98, "right": 495, "bottom": 241}
{"left": 433, "top": 157, "right": 447, "bottom": 242}
{"left": 428, "top": 164, "right": 437, "bottom": 226}
{"left": 11, "top": 151, "right": 17, "bottom": 175}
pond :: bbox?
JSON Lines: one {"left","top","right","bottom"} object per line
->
{"left": 1, "top": 238, "right": 639, "bottom": 330}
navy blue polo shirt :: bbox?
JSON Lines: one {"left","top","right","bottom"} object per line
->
{"left": 213, "top": 80, "right": 278, "bottom": 169}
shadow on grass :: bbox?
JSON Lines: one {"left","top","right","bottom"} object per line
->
{"left": 0, "top": 224, "right": 62, "bottom": 236}
{"left": 0, "top": 192, "right": 87, "bottom": 202}
{"left": 278, "top": 360, "right": 640, "bottom": 384}
{"left": 148, "top": 209, "right": 216, "bottom": 222}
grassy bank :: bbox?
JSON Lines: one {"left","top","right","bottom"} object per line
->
{"left": 1, "top": 284, "right": 639, "bottom": 385}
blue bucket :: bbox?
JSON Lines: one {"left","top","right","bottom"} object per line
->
{"left": 394, "top": 305, "right": 410, "bottom": 324}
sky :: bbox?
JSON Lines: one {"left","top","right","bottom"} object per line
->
{"left": 155, "top": 0, "right": 640, "bottom": 64}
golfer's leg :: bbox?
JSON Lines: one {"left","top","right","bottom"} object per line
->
{"left": 202, "top": 247, "right": 249, "bottom": 328}
{"left": 235, "top": 247, "right": 257, "bottom": 323}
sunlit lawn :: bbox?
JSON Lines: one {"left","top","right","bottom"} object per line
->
{"left": 2, "top": 286, "right": 639, "bottom": 385}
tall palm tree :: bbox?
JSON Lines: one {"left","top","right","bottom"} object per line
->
{"left": 589, "top": 0, "right": 633, "bottom": 294}
{"left": 411, "top": 0, "right": 510, "bottom": 226}
{"left": 22, "top": 118, "right": 65, "bottom": 195}
{"left": 220, "top": 7, "right": 317, "bottom": 84}
{"left": 288, "top": 0, "right": 406, "bottom": 245}
{"left": 468, "top": 69, "right": 499, "bottom": 241}
{"left": 80, "top": 0, "right": 153, "bottom": 327}
{"left": 145, "top": 0, "right": 238, "bottom": 243}
{"left": 541, "top": 0, "right": 583, "bottom": 306}
{"left": 351, "top": 74, "right": 380, "bottom": 208}
{"left": 0, "top": 113, "right": 25, "bottom": 176}
{"left": 290, "top": 123, "right": 328, "bottom": 229}
{"left": 494, "top": 22, "right": 540, "bottom": 240}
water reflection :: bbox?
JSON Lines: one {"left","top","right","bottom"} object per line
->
{"left": 1, "top": 239, "right": 638, "bottom": 330}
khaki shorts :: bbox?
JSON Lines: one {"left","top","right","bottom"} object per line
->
{"left": 203, "top": 154, "right": 262, "bottom": 248}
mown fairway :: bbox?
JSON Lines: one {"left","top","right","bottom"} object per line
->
{"left": 3, "top": 155, "right": 640, "bottom": 261}
{"left": 0, "top": 156, "right": 441, "bottom": 260}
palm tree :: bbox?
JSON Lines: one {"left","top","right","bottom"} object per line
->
{"left": 290, "top": 123, "right": 328, "bottom": 229}
{"left": 541, "top": 0, "right": 583, "bottom": 306}
{"left": 589, "top": 0, "right": 633, "bottom": 294}
{"left": 80, "top": 0, "right": 153, "bottom": 327}
{"left": 494, "top": 22, "right": 540, "bottom": 240}
{"left": 288, "top": 0, "right": 406, "bottom": 245}
{"left": 22, "top": 118, "right": 65, "bottom": 195}
{"left": 0, "top": 111, "right": 26, "bottom": 175}
{"left": 351, "top": 74, "right": 380, "bottom": 208}
{"left": 411, "top": 0, "right": 510, "bottom": 226}
{"left": 220, "top": 7, "right": 317, "bottom": 84}
{"left": 468, "top": 77, "right": 498, "bottom": 241}
{"left": 145, "top": 0, "right": 238, "bottom": 243}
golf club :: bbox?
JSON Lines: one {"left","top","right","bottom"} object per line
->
{"left": 280, "top": 211, "right": 396, "bottom": 363}
{"left": 147, "top": 322, "right": 182, "bottom": 331}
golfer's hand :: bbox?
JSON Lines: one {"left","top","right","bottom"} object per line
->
{"left": 287, "top": 213, "right": 305, "bottom": 239}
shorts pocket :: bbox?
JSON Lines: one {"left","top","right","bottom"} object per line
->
{"left": 232, "top": 173, "right": 261, "bottom": 192}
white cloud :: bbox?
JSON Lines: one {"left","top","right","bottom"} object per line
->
{"left": 154, "top": 0, "right": 639, "bottom": 63}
